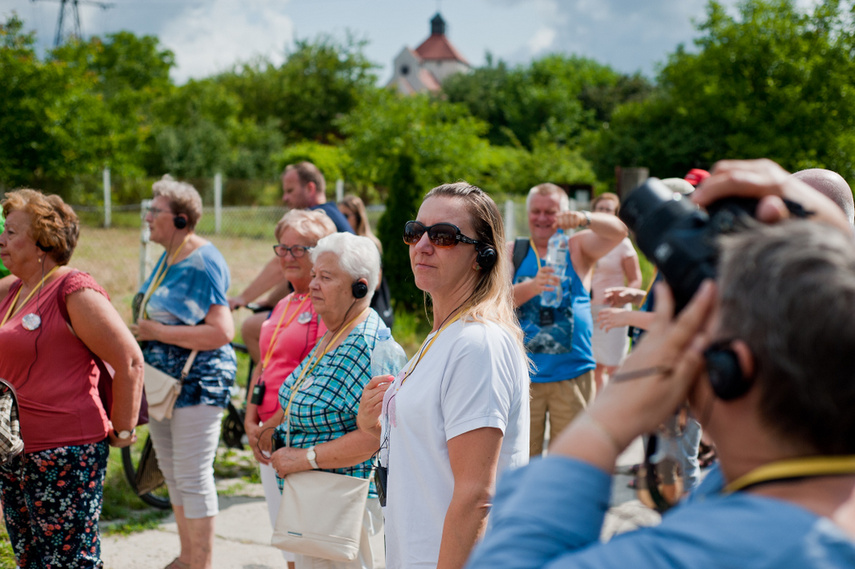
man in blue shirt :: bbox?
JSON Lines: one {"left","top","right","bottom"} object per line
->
{"left": 468, "top": 159, "right": 855, "bottom": 569}
{"left": 228, "top": 161, "right": 354, "bottom": 361}
{"left": 511, "top": 183, "right": 626, "bottom": 457}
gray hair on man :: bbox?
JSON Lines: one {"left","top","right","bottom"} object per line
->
{"left": 717, "top": 220, "right": 855, "bottom": 455}
{"left": 311, "top": 233, "right": 381, "bottom": 299}
{"left": 525, "top": 183, "right": 570, "bottom": 213}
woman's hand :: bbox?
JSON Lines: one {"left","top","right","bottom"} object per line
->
{"left": 357, "top": 376, "right": 393, "bottom": 440}
{"left": 551, "top": 280, "right": 717, "bottom": 471}
{"left": 271, "top": 446, "right": 311, "bottom": 477}
{"left": 596, "top": 307, "right": 631, "bottom": 331}
{"left": 130, "top": 318, "right": 161, "bottom": 342}
{"left": 604, "top": 286, "right": 646, "bottom": 307}
{"left": 107, "top": 428, "right": 137, "bottom": 449}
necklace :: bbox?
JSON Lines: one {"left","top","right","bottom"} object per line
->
{"left": 1, "top": 266, "right": 60, "bottom": 329}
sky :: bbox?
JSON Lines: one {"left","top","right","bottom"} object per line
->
{"left": 0, "top": 0, "right": 818, "bottom": 85}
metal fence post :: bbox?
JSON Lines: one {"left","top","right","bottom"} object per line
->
{"left": 140, "top": 199, "right": 151, "bottom": 289}
{"left": 103, "top": 168, "right": 111, "bottom": 228}
{"left": 214, "top": 173, "right": 223, "bottom": 235}
{"left": 335, "top": 179, "right": 344, "bottom": 203}
{"left": 504, "top": 199, "right": 516, "bottom": 240}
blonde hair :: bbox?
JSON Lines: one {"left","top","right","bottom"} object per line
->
{"left": 338, "top": 195, "right": 382, "bottom": 253}
{"left": 2, "top": 189, "right": 79, "bottom": 265}
{"left": 526, "top": 183, "right": 570, "bottom": 213}
{"left": 422, "top": 183, "right": 525, "bottom": 353}
{"left": 275, "top": 209, "right": 336, "bottom": 244}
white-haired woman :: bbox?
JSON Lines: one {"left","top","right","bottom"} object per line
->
{"left": 358, "top": 182, "right": 530, "bottom": 568}
{"left": 267, "top": 232, "right": 385, "bottom": 569}
{"left": 130, "top": 177, "right": 236, "bottom": 569}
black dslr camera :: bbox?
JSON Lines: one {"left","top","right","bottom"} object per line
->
{"left": 618, "top": 178, "right": 760, "bottom": 312}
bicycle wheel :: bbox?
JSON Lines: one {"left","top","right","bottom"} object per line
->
{"left": 221, "top": 400, "right": 247, "bottom": 450}
{"left": 121, "top": 429, "right": 171, "bottom": 510}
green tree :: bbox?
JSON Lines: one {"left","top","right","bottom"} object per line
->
{"left": 442, "top": 54, "right": 644, "bottom": 149}
{"left": 216, "top": 35, "right": 378, "bottom": 142}
{"left": 338, "top": 90, "right": 491, "bottom": 309}
{"left": 592, "top": 0, "right": 855, "bottom": 180}
{"left": 0, "top": 15, "right": 118, "bottom": 198}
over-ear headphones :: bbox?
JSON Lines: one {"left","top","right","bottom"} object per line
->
{"left": 704, "top": 342, "right": 753, "bottom": 401}
{"left": 475, "top": 245, "right": 497, "bottom": 271}
{"left": 173, "top": 215, "right": 187, "bottom": 230}
{"left": 352, "top": 280, "right": 368, "bottom": 299}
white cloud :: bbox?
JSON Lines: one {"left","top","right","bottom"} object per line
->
{"left": 159, "top": 0, "right": 295, "bottom": 83}
{"left": 527, "top": 27, "right": 556, "bottom": 55}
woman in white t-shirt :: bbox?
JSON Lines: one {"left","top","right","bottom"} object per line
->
{"left": 589, "top": 193, "right": 642, "bottom": 392}
{"left": 358, "top": 182, "right": 530, "bottom": 568}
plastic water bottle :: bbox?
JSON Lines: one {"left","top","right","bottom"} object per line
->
{"left": 371, "top": 328, "right": 408, "bottom": 378}
{"left": 541, "top": 229, "right": 569, "bottom": 308}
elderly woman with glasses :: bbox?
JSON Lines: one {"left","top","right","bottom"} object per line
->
{"left": 358, "top": 182, "right": 530, "bottom": 568}
{"left": 131, "top": 177, "right": 236, "bottom": 569}
{"left": 245, "top": 209, "right": 336, "bottom": 568}
{"left": 264, "top": 231, "right": 387, "bottom": 569}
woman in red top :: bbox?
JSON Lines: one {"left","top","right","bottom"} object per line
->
{"left": 0, "top": 189, "right": 144, "bottom": 568}
{"left": 244, "top": 209, "right": 335, "bottom": 568}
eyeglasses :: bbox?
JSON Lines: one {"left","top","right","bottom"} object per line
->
{"left": 273, "top": 244, "right": 312, "bottom": 258}
{"left": 402, "top": 221, "right": 481, "bottom": 248}
{"left": 146, "top": 207, "right": 170, "bottom": 216}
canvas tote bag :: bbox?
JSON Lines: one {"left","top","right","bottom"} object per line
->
{"left": 144, "top": 351, "right": 196, "bottom": 422}
{"left": 271, "top": 348, "right": 370, "bottom": 561}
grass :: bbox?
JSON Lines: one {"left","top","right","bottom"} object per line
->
{"left": 0, "top": 220, "right": 433, "bottom": 565}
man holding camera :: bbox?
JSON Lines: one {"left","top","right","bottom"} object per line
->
{"left": 469, "top": 159, "right": 855, "bottom": 568}
{"left": 510, "top": 183, "right": 627, "bottom": 457}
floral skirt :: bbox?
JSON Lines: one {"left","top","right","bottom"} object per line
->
{"left": 0, "top": 440, "right": 109, "bottom": 569}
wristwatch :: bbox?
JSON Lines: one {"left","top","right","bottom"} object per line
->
{"left": 579, "top": 210, "right": 592, "bottom": 229}
{"left": 306, "top": 446, "right": 319, "bottom": 469}
{"left": 114, "top": 429, "right": 134, "bottom": 440}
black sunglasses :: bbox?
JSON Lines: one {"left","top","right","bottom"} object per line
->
{"left": 273, "top": 244, "right": 312, "bottom": 258}
{"left": 403, "top": 221, "right": 481, "bottom": 248}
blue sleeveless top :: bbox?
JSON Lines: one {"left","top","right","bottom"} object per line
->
{"left": 513, "top": 243, "right": 595, "bottom": 382}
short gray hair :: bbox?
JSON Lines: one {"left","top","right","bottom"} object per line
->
{"left": 311, "top": 233, "right": 380, "bottom": 299}
{"left": 526, "top": 183, "right": 570, "bottom": 213}
{"left": 717, "top": 221, "right": 855, "bottom": 454}
{"left": 152, "top": 175, "right": 203, "bottom": 230}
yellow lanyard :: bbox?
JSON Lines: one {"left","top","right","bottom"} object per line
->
{"left": 283, "top": 307, "right": 369, "bottom": 421}
{"left": 260, "top": 294, "right": 310, "bottom": 371}
{"left": 140, "top": 234, "right": 192, "bottom": 318}
{"left": 399, "top": 312, "right": 464, "bottom": 386}
{"left": 724, "top": 455, "right": 855, "bottom": 493}
{"left": 0, "top": 266, "right": 60, "bottom": 328}
{"left": 530, "top": 240, "right": 542, "bottom": 271}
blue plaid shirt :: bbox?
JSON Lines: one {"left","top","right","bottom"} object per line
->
{"left": 276, "top": 310, "right": 382, "bottom": 495}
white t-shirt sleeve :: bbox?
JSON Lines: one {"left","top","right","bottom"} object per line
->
{"left": 439, "top": 322, "right": 522, "bottom": 441}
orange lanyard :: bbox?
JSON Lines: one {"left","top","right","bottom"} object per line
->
{"left": 0, "top": 266, "right": 60, "bottom": 328}
{"left": 260, "top": 294, "right": 310, "bottom": 371}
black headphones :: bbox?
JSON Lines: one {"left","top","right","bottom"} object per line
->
{"left": 475, "top": 245, "right": 498, "bottom": 271}
{"left": 352, "top": 280, "right": 368, "bottom": 299}
{"left": 36, "top": 242, "right": 54, "bottom": 253}
{"left": 173, "top": 215, "right": 187, "bottom": 230}
{"left": 704, "top": 342, "right": 753, "bottom": 401}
